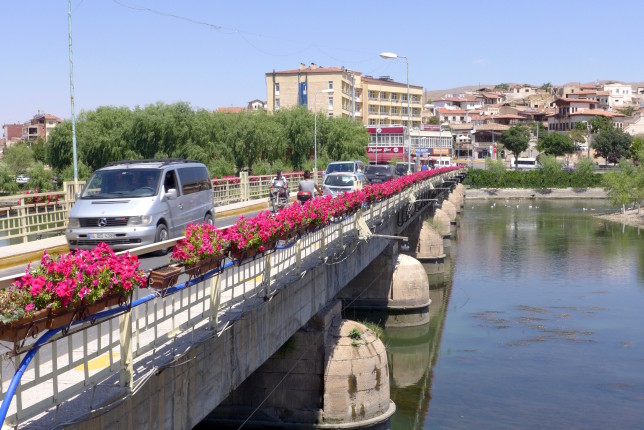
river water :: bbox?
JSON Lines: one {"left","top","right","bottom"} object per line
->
{"left": 386, "top": 199, "right": 644, "bottom": 429}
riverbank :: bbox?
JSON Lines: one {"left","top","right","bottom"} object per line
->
{"left": 464, "top": 187, "right": 643, "bottom": 229}
{"left": 595, "top": 208, "right": 644, "bottom": 229}
{"left": 464, "top": 187, "right": 608, "bottom": 200}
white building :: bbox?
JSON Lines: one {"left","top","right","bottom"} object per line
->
{"left": 604, "top": 83, "right": 633, "bottom": 109}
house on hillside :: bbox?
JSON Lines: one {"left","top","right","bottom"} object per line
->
{"left": 247, "top": 100, "right": 266, "bottom": 110}
{"left": 22, "top": 113, "right": 62, "bottom": 142}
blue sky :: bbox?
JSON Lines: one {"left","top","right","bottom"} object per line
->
{"left": 3, "top": 0, "right": 644, "bottom": 131}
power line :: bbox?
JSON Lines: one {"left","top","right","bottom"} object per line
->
{"left": 110, "top": 0, "right": 380, "bottom": 66}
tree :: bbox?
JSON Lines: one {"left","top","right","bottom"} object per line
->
{"left": 538, "top": 133, "right": 575, "bottom": 157}
{"left": 427, "top": 116, "right": 439, "bottom": 125}
{"left": 0, "top": 164, "right": 20, "bottom": 193}
{"left": 589, "top": 116, "right": 612, "bottom": 133}
{"left": 570, "top": 122, "right": 589, "bottom": 147}
{"left": 498, "top": 125, "right": 531, "bottom": 170}
{"left": 629, "top": 135, "right": 643, "bottom": 165}
{"left": 494, "top": 83, "right": 509, "bottom": 91}
{"left": 603, "top": 159, "right": 638, "bottom": 213}
{"left": 540, "top": 82, "right": 552, "bottom": 91}
{"left": 2, "top": 143, "right": 35, "bottom": 176}
{"left": 591, "top": 127, "right": 632, "bottom": 165}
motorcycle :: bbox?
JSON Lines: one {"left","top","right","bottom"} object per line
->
{"left": 296, "top": 191, "right": 313, "bottom": 203}
{"left": 269, "top": 181, "right": 289, "bottom": 213}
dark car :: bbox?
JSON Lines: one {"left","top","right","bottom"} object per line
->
{"left": 364, "top": 165, "right": 396, "bottom": 184}
{"left": 394, "top": 162, "right": 416, "bottom": 177}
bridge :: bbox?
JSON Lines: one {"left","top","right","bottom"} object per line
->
{"left": 0, "top": 169, "right": 465, "bottom": 429}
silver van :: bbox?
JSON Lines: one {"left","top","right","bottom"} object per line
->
{"left": 66, "top": 159, "right": 215, "bottom": 253}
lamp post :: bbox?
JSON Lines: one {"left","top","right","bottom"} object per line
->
{"left": 314, "top": 88, "right": 334, "bottom": 173}
{"left": 380, "top": 52, "right": 411, "bottom": 173}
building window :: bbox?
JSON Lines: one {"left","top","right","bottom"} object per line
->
{"left": 380, "top": 92, "right": 387, "bottom": 100}
{"left": 412, "top": 95, "right": 419, "bottom": 103}
{"left": 328, "top": 97, "right": 333, "bottom": 109}
{"left": 380, "top": 106, "right": 387, "bottom": 114}
{"left": 368, "top": 91, "right": 377, "bottom": 100}
{"left": 328, "top": 81, "right": 333, "bottom": 90}
{"left": 275, "top": 98, "right": 280, "bottom": 110}
{"left": 401, "top": 94, "right": 408, "bottom": 102}
{"left": 275, "top": 83, "right": 280, "bottom": 95}
{"left": 369, "top": 119, "right": 376, "bottom": 125}
{"left": 329, "top": 113, "right": 333, "bottom": 118}
{"left": 391, "top": 94, "right": 398, "bottom": 101}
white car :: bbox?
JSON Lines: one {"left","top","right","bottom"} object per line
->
{"left": 16, "top": 175, "right": 29, "bottom": 185}
{"left": 322, "top": 172, "right": 366, "bottom": 196}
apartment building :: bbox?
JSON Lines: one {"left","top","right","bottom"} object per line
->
{"left": 362, "top": 76, "right": 423, "bottom": 129}
{"left": 265, "top": 63, "right": 423, "bottom": 128}
{"left": 21, "top": 113, "right": 62, "bottom": 142}
{"left": 265, "top": 63, "right": 360, "bottom": 121}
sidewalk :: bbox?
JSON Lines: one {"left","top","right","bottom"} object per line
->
{"left": 0, "top": 197, "right": 271, "bottom": 270}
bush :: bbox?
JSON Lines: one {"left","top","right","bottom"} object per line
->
{"left": 464, "top": 165, "right": 601, "bottom": 189}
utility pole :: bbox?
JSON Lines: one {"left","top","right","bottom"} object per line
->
{"left": 68, "top": 0, "right": 78, "bottom": 182}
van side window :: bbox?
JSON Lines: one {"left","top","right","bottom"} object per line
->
{"left": 177, "top": 166, "right": 211, "bottom": 195}
{"left": 164, "top": 170, "right": 179, "bottom": 194}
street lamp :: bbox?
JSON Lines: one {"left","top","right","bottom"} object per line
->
{"left": 380, "top": 52, "right": 411, "bottom": 173}
{"left": 314, "top": 88, "right": 334, "bottom": 173}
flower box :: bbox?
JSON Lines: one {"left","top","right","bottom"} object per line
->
{"left": 148, "top": 265, "right": 182, "bottom": 290}
{"left": 0, "top": 309, "right": 50, "bottom": 344}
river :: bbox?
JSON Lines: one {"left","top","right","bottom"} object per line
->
{"left": 386, "top": 199, "right": 644, "bottom": 429}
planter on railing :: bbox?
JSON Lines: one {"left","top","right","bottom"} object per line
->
{"left": 148, "top": 265, "right": 182, "bottom": 290}
{"left": 0, "top": 309, "right": 50, "bottom": 344}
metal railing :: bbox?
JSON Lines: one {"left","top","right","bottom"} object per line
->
{"left": 0, "top": 171, "right": 459, "bottom": 427}
{"left": 0, "top": 182, "right": 84, "bottom": 245}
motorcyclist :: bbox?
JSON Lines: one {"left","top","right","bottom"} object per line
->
{"left": 269, "top": 169, "right": 288, "bottom": 199}
{"left": 297, "top": 170, "right": 322, "bottom": 203}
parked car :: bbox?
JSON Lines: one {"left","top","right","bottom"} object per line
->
{"left": 16, "top": 175, "right": 29, "bottom": 185}
{"left": 322, "top": 172, "right": 366, "bottom": 196}
{"left": 66, "top": 159, "right": 215, "bottom": 254}
{"left": 394, "top": 162, "right": 416, "bottom": 177}
{"left": 323, "top": 160, "right": 365, "bottom": 181}
{"left": 364, "top": 164, "right": 396, "bottom": 184}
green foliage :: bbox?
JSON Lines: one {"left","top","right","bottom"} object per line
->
{"left": 44, "top": 102, "right": 369, "bottom": 178}
{"left": 540, "top": 82, "right": 552, "bottom": 90}
{"left": 2, "top": 142, "right": 35, "bottom": 176}
{"left": 538, "top": 133, "right": 575, "bottom": 157}
{"left": 27, "top": 163, "right": 55, "bottom": 191}
{"left": 591, "top": 127, "right": 633, "bottom": 165}
{"left": 427, "top": 116, "right": 439, "bottom": 125}
{"left": 603, "top": 159, "right": 637, "bottom": 211}
{"left": 629, "top": 135, "right": 643, "bottom": 164}
{"left": 589, "top": 116, "right": 612, "bottom": 133}
{"left": 495, "top": 83, "right": 509, "bottom": 90}
{"left": 0, "top": 165, "right": 20, "bottom": 193}
{"left": 31, "top": 138, "right": 47, "bottom": 163}
{"left": 574, "top": 158, "right": 596, "bottom": 188}
{"left": 499, "top": 125, "right": 531, "bottom": 169}
{"left": 617, "top": 106, "right": 635, "bottom": 116}
{"left": 348, "top": 328, "right": 362, "bottom": 340}
{"left": 59, "top": 160, "right": 92, "bottom": 182}
{"left": 463, "top": 165, "right": 602, "bottom": 189}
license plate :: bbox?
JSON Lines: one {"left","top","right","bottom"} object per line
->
{"left": 88, "top": 233, "right": 115, "bottom": 240}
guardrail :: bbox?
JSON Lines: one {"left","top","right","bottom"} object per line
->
{"left": 0, "top": 171, "right": 458, "bottom": 427}
{"left": 0, "top": 182, "right": 84, "bottom": 245}
{"left": 1, "top": 173, "right": 320, "bottom": 244}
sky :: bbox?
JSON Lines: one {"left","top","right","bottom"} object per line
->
{"left": 3, "top": 0, "right": 644, "bottom": 133}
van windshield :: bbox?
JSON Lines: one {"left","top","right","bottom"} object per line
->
{"left": 365, "top": 165, "right": 390, "bottom": 175}
{"left": 326, "top": 163, "right": 354, "bottom": 174}
{"left": 324, "top": 174, "right": 355, "bottom": 187}
{"left": 81, "top": 169, "right": 161, "bottom": 199}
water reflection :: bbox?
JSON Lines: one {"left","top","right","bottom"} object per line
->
{"left": 387, "top": 200, "right": 644, "bottom": 429}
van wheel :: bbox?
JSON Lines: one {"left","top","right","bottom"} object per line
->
{"left": 153, "top": 223, "right": 169, "bottom": 256}
{"left": 204, "top": 213, "right": 214, "bottom": 225}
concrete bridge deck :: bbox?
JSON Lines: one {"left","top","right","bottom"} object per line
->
{"left": 0, "top": 170, "right": 464, "bottom": 429}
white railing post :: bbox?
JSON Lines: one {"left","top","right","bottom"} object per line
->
{"left": 263, "top": 253, "right": 272, "bottom": 297}
{"left": 209, "top": 274, "right": 221, "bottom": 330}
{"left": 320, "top": 228, "right": 326, "bottom": 260}
{"left": 119, "top": 312, "right": 133, "bottom": 389}
{"left": 19, "top": 196, "right": 27, "bottom": 243}
{"left": 240, "top": 171, "right": 249, "bottom": 201}
{"left": 296, "top": 239, "right": 302, "bottom": 272}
